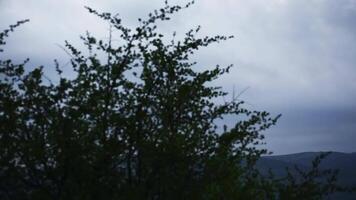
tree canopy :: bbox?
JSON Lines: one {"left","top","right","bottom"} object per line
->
{"left": 0, "top": 1, "right": 344, "bottom": 199}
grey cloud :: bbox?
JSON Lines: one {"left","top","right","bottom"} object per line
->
{"left": 1, "top": 0, "right": 356, "bottom": 154}
{"left": 265, "top": 108, "right": 356, "bottom": 154}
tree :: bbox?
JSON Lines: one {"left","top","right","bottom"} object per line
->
{"left": 0, "top": 1, "right": 345, "bottom": 199}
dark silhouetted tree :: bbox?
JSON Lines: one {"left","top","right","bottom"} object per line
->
{"left": 0, "top": 1, "right": 346, "bottom": 200}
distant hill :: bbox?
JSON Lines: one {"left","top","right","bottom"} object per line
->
{"left": 257, "top": 152, "right": 356, "bottom": 200}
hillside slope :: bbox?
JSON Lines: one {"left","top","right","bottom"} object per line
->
{"left": 257, "top": 152, "right": 356, "bottom": 199}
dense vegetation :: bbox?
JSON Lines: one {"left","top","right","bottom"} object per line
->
{"left": 0, "top": 1, "right": 346, "bottom": 199}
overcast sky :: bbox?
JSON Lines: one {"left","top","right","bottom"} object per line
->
{"left": 1, "top": 0, "right": 356, "bottom": 154}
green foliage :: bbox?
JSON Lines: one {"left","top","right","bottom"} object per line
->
{"left": 267, "top": 152, "right": 346, "bottom": 200}
{"left": 0, "top": 1, "right": 344, "bottom": 199}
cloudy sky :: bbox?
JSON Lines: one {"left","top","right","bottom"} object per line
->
{"left": 1, "top": 0, "right": 356, "bottom": 154}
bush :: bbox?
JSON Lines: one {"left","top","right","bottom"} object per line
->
{"left": 0, "top": 1, "right": 343, "bottom": 199}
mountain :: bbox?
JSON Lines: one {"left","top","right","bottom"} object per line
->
{"left": 257, "top": 152, "right": 356, "bottom": 199}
